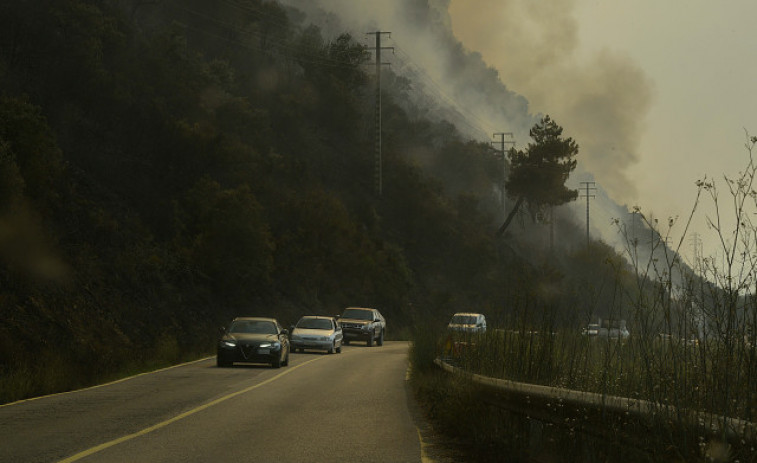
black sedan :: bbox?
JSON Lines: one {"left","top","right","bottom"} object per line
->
{"left": 217, "top": 317, "right": 290, "bottom": 368}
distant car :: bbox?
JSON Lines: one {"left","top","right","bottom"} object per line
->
{"left": 606, "top": 326, "right": 630, "bottom": 340}
{"left": 601, "top": 319, "right": 630, "bottom": 340}
{"left": 217, "top": 317, "right": 290, "bottom": 368}
{"left": 448, "top": 312, "right": 487, "bottom": 334}
{"left": 339, "top": 307, "right": 385, "bottom": 346}
{"left": 290, "top": 316, "right": 343, "bottom": 354}
{"left": 582, "top": 323, "right": 601, "bottom": 336}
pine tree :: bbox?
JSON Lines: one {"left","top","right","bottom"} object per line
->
{"left": 497, "top": 115, "right": 578, "bottom": 236}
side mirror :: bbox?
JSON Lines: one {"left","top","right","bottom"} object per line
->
{"left": 289, "top": 325, "right": 295, "bottom": 334}
{"left": 280, "top": 329, "right": 289, "bottom": 336}
{"left": 219, "top": 326, "right": 226, "bottom": 335}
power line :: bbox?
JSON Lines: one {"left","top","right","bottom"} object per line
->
{"left": 176, "top": 19, "right": 373, "bottom": 73}
{"left": 491, "top": 132, "right": 515, "bottom": 221}
{"left": 392, "top": 43, "right": 496, "bottom": 137}
{"left": 172, "top": 3, "right": 499, "bottom": 143}
{"left": 218, "top": 0, "right": 292, "bottom": 29}
{"left": 173, "top": 4, "right": 365, "bottom": 70}
{"left": 393, "top": 45, "right": 494, "bottom": 135}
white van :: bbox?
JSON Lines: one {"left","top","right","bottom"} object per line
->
{"left": 448, "top": 312, "right": 487, "bottom": 334}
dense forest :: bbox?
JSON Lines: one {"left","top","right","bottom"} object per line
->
{"left": 0, "top": 0, "right": 642, "bottom": 401}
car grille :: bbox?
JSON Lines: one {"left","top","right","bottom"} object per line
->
{"left": 342, "top": 323, "right": 362, "bottom": 329}
{"left": 240, "top": 343, "right": 258, "bottom": 359}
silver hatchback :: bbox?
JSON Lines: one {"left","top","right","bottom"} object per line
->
{"left": 290, "top": 316, "right": 343, "bottom": 354}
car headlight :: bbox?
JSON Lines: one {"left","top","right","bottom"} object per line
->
{"left": 361, "top": 324, "right": 371, "bottom": 331}
{"left": 220, "top": 340, "right": 237, "bottom": 348}
{"left": 259, "top": 342, "right": 272, "bottom": 348}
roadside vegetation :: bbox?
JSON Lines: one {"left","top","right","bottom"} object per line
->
{"left": 2, "top": 3, "right": 753, "bottom": 462}
{"left": 0, "top": 1, "right": 567, "bottom": 403}
{"left": 410, "top": 136, "right": 757, "bottom": 462}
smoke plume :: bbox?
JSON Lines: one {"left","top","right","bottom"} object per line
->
{"left": 279, "top": 0, "right": 653, "bottom": 208}
{"left": 447, "top": 0, "right": 653, "bottom": 200}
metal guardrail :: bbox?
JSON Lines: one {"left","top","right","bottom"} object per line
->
{"left": 434, "top": 357, "right": 757, "bottom": 458}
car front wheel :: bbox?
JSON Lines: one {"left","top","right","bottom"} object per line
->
{"left": 377, "top": 330, "right": 384, "bottom": 346}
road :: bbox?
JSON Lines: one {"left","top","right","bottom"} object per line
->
{"left": 0, "top": 341, "right": 436, "bottom": 463}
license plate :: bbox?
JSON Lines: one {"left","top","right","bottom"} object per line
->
{"left": 257, "top": 348, "right": 270, "bottom": 354}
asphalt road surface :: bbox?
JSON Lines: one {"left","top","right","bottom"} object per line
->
{"left": 0, "top": 341, "right": 445, "bottom": 463}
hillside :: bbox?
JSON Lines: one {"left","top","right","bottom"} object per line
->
{"left": 0, "top": 0, "right": 658, "bottom": 402}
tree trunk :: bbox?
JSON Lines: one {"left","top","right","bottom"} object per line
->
{"left": 496, "top": 196, "right": 525, "bottom": 237}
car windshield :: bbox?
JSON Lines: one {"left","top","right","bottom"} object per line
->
{"left": 229, "top": 320, "right": 277, "bottom": 334}
{"left": 451, "top": 315, "right": 477, "bottom": 325}
{"left": 297, "top": 318, "right": 333, "bottom": 330}
{"left": 342, "top": 309, "right": 373, "bottom": 320}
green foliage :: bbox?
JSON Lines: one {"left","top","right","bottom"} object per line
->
{"left": 0, "top": 0, "right": 622, "bottom": 406}
{"left": 0, "top": 96, "right": 64, "bottom": 204}
{"left": 496, "top": 116, "right": 579, "bottom": 237}
{"left": 0, "top": 96, "right": 68, "bottom": 282}
{"left": 410, "top": 362, "right": 530, "bottom": 462}
{"left": 507, "top": 115, "right": 579, "bottom": 210}
{"left": 0, "top": 140, "right": 25, "bottom": 212}
{"left": 182, "top": 178, "right": 274, "bottom": 303}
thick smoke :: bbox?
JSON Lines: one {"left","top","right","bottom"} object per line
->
{"left": 279, "top": 0, "right": 656, "bottom": 254}
{"left": 278, "top": 0, "right": 535, "bottom": 141}
{"left": 280, "top": 0, "right": 652, "bottom": 202}
{"left": 447, "top": 0, "right": 653, "bottom": 200}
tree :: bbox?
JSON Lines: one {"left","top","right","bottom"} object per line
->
{"left": 496, "top": 115, "right": 579, "bottom": 236}
{"left": 182, "top": 178, "right": 274, "bottom": 303}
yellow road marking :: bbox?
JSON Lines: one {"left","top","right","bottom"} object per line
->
{"left": 417, "top": 427, "right": 434, "bottom": 463}
{"left": 57, "top": 356, "right": 325, "bottom": 463}
{"left": 407, "top": 363, "right": 434, "bottom": 463}
{"left": 1, "top": 357, "right": 214, "bottom": 408}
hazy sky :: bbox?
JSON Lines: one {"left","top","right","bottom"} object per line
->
{"left": 448, "top": 0, "right": 757, "bottom": 261}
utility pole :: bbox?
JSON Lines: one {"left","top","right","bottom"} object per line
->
{"left": 491, "top": 133, "right": 515, "bottom": 221}
{"left": 648, "top": 213, "right": 657, "bottom": 253}
{"left": 580, "top": 182, "right": 596, "bottom": 249}
{"left": 630, "top": 210, "right": 638, "bottom": 246}
{"left": 689, "top": 232, "right": 703, "bottom": 270}
{"left": 366, "top": 31, "right": 393, "bottom": 197}
{"left": 629, "top": 210, "right": 640, "bottom": 270}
